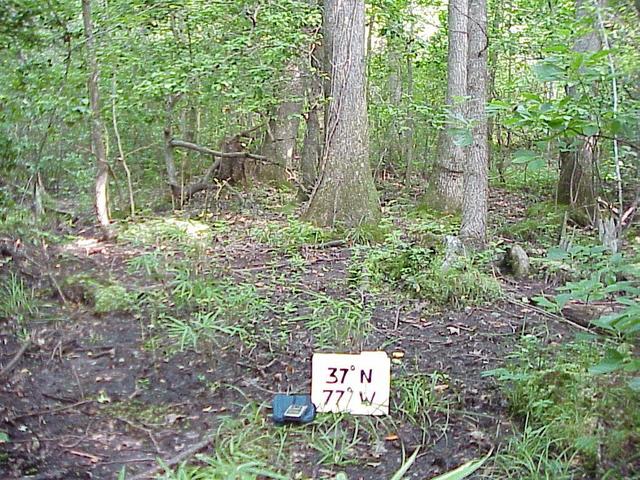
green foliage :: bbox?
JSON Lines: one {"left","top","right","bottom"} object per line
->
{"left": 498, "top": 201, "right": 565, "bottom": 245}
{"left": 0, "top": 273, "right": 36, "bottom": 323}
{"left": 350, "top": 236, "right": 502, "bottom": 309}
{"left": 293, "top": 293, "right": 371, "bottom": 350}
{"left": 251, "top": 217, "right": 331, "bottom": 253}
{"left": 485, "top": 335, "right": 640, "bottom": 477}
{"left": 94, "top": 284, "right": 136, "bottom": 314}
{"left": 160, "top": 273, "right": 270, "bottom": 351}
{"left": 392, "top": 371, "right": 449, "bottom": 422}
{"left": 120, "top": 217, "right": 212, "bottom": 249}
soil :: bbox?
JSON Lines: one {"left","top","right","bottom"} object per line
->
{"left": 0, "top": 189, "right": 580, "bottom": 480}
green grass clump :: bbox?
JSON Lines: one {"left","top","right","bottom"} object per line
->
{"left": 499, "top": 201, "right": 565, "bottom": 244}
{"left": 350, "top": 238, "right": 502, "bottom": 309}
{"left": 94, "top": 284, "right": 137, "bottom": 314}
{"left": 0, "top": 273, "right": 37, "bottom": 323}
{"left": 486, "top": 335, "right": 640, "bottom": 478}
{"left": 120, "top": 216, "right": 212, "bottom": 249}
{"left": 293, "top": 293, "right": 371, "bottom": 350}
{"left": 251, "top": 217, "right": 331, "bottom": 253}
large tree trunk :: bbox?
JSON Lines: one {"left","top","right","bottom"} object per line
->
{"left": 82, "top": 0, "right": 110, "bottom": 232}
{"left": 432, "top": 0, "right": 469, "bottom": 211}
{"left": 260, "top": 61, "right": 304, "bottom": 184}
{"left": 303, "top": 0, "right": 380, "bottom": 227}
{"left": 299, "top": 40, "right": 324, "bottom": 199}
{"left": 460, "top": 0, "right": 489, "bottom": 247}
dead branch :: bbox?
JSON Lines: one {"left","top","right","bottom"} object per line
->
{"left": 0, "top": 340, "right": 32, "bottom": 379}
{"left": 170, "top": 138, "right": 267, "bottom": 161}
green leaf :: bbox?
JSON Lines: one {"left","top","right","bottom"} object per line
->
{"left": 582, "top": 123, "right": 599, "bottom": 136}
{"left": 547, "top": 247, "right": 568, "bottom": 261}
{"left": 628, "top": 377, "right": 640, "bottom": 391}
{"left": 390, "top": 447, "right": 420, "bottom": 480}
{"left": 0, "top": 431, "right": 9, "bottom": 443}
{"left": 512, "top": 149, "right": 537, "bottom": 164}
{"left": 428, "top": 450, "right": 492, "bottom": 480}
{"left": 533, "top": 61, "right": 565, "bottom": 82}
{"left": 589, "top": 348, "right": 626, "bottom": 374}
{"left": 533, "top": 295, "right": 559, "bottom": 312}
{"left": 528, "top": 158, "right": 546, "bottom": 171}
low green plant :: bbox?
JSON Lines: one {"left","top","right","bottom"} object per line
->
{"left": 0, "top": 273, "right": 36, "bottom": 323}
{"left": 393, "top": 371, "right": 449, "bottom": 421}
{"left": 120, "top": 217, "right": 212, "bottom": 250}
{"left": 489, "top": 421, "right": 577, "bottom": 480}
{"left": 485, "top": 335, "right": 640, "bottom": 477}
{"left": 498, "top": 201, "right": 565, "bottom": 245}
{"left": 250, "top": 217, "right": 331, "bottom": 253}
{"left": 294, "top": 293, "right": 371, "bottom": 349}
{"left": 126, "top": 250, "right": 165, "bottom": 277}
{"left": 350, "top": 238, "right": 502, "bottom": 309}
{"left": 311, "top": 414, "right": 361, "bottom": 467}
{"left": 94, "top": 284, "right": 137, "bottom": 314}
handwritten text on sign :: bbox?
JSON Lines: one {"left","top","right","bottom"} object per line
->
{"left": 311, "top": 352, "right": 390, "bottom": 415}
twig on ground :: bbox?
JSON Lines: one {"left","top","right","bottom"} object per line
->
{"left": 9, "top": 399, "right": 93, "bottom": 422}
{"left": 505, "top": 296, "right": 594, "bottom": 333}
{"left": 116, "top": 417, "right": 162, "bottom": 454}
{"left": 0, "top": 340, "right": 32, "bottom": 379}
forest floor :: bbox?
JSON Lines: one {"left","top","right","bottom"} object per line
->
{"left": 0, "top": 185, "right": 629, "bottom": 479}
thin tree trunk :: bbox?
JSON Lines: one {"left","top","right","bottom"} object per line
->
{"left": 163, "top": 93, "right": 182, "bottom": 203}
{"left": 82, "top": 0, "right": 110, "bottom": 232}
{"left": 433, "top": 0, "right": 469, "bottom": 211}
{"left": 260, "top": 61, "right": 304, "bottom": 184}
{"left": 303, "top": 0, "right": 380, "bottom": 227}
{"left": 403, "top": 50, "right": 415, "bottom": 185}
{"left": 557, "top": 0, "right": 601, "bottom": 223}
{"left": 111, "top": 76, "right": 135, "bottom": 218}
{"left": 460, "top": 0, "right": 489, "bottom": 247}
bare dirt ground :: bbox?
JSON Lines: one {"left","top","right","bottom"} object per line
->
{"left": 0, "top": 190, "right": 578, "bottom": 479}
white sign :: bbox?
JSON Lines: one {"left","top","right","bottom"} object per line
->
{"left": 311, "top": 351, "right": 390, "bottom": 415}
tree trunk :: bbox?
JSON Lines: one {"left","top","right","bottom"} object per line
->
{"left": 432, "top": 0, "right": 468, "bottom": 211}
{"left": 299, "top": 41, "right": 324, "bottom": 199}
{"left": 403, "top": 51, "right": 415, "bottom": 185}
{"left": 557, "top": 0, "right": 601, "bottom": 223}
{"left": 163, "top": 94, "right": 182, "bottom": 203}
{"left": 460, "top": 0, "right": 489, "bottom": 247}
{"left": 260, "top": 61, "right": 304, "bottom": 184}
{"left": 82, "top": 0, "right": 110, "bottom": 232}
{"left": 303, "top": 0, "right": 380, "bottom": 227}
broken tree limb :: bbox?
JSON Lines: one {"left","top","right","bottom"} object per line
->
{"left": 0, "top": 340, "right": 31, "bottom": 379}
{"left": 169, "top": 139, "right": 267, "bottom": 161}
{"left": 170, "top": 138, "right": 305, "bottom": 192}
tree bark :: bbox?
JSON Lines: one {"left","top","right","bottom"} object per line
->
{"left": 303, "top": 0, "right": 380, "bottom": 227}
{"left": 557, "top": 0, "right": 601, "bottom": 223}
{"left": 432, "top": 0, "right": 469, "bottom": 211}
{"left": 299, "top": 40, "right": 324, "bottom": 199}
{"left": 460, "top": 0, "right": 489, "bottom": 247}
{"left": 260, "top": 61, "right": 304, "bottom": 184}
{"left": 163, "top": 93, "right": 182, "bottom": 203}
{"left": 82, "top": 0, "right": 110, "bottom": 231}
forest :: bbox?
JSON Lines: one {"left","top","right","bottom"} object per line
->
{"left": 0, "top": 0, "right": 639, "bottom": 478}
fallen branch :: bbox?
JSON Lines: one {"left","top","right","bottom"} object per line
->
{"left": 505, "top": 296, "right": 595, "bottom": 333}
{"left": 9, "top": 399, "right": 93, "bottom": 422}
{"left": 170, "top": 138, "right": 267, "bottom": 161}
{"left": 0, "top": 340, "right": 32, "bottom": 379}
{"left": 128, "top": 435, "right": 214, "bottom": 480}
